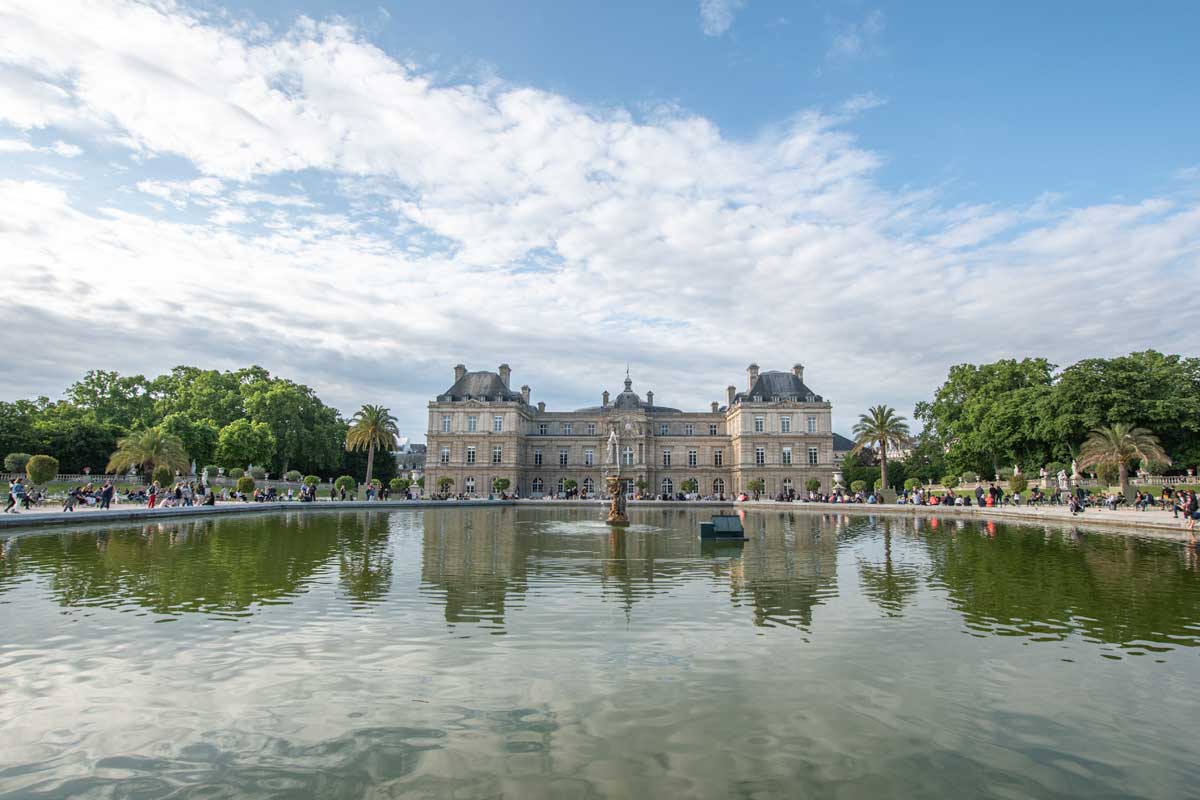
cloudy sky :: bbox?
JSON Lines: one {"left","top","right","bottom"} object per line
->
{"left": 1, "top": 0, "right": 1198, "bottom": 438}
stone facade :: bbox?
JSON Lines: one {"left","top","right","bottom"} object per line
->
{"left": 424, "top": 362, "right": 839, "bottom": 498}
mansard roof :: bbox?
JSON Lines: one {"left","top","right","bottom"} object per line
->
{"left": 438, "top": 371, "right": 523, "bottom": 402}
{"left": 734, "top": 370, "right": 822, "bottom": 403}
{"left": 832, "top": 432, "right": 855, "bottom": 452}
{"left": 574, "top": 375, "right": 681, "bottom": 414}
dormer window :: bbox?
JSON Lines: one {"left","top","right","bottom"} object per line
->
{"left": 753, "top": 395, "right": 762, "bottom": 402}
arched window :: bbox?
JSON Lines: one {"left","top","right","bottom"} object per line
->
{"left": 464, "top": 476, "right": 475, "bottom": 494}
{"left": 582, "top": 478, "right": 594, "bottom": 496}
{"left": 661, "top": 478, "right": 674, "bottom": 496}
{"left": 531, "top": 478, "right": 543, "bottom": 494}
{"left": 713, "top": 478, "right": 725, "bottom": 497}
{"left": 622, "top": 446, "right": 634, "bottom": 466}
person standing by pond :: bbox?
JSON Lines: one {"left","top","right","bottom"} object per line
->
{"left": 4, "top": 477, "right": 21, "bottom": 513}
{"left": 100, "top": 481, "right": 114, "bottom": 510}
{"left": 147, "top": 481, "right": 159, "bottom": 509}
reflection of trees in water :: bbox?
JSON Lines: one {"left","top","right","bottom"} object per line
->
{"left": 856, "top": 518, "right": 922, "bottom": 617}
{"left": 732, "top": 512, "right": 839, "bottom": 630}
{"left": 2, "top": 514, "right": 342, "bottom": 614}
{"left": 337, "top": 511, "right": 394, "bottom": 605}
{"left": 924, "top": 523, "right": 1200, "bottom": 647}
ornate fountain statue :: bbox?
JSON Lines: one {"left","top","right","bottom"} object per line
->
{"left": 604, "top": 427, "right": 629, "bottom": 526}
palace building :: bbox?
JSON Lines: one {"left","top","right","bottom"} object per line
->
{"left": 424, "top": 363, "right": 841, "bottom": 499}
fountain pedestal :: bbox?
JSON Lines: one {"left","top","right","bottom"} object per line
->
{"left": 605, "top": 474, "right": 630, "bottom": 527}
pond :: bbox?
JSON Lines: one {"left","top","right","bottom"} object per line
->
{"left": 2, "top": 507, "right": 1199, "bottom": 798}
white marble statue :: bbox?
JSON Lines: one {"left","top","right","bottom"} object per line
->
{"left": 606, "top": 429, "right": 618, "bottom": 465}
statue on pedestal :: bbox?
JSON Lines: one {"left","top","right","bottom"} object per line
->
{"left": 605, "top": 475, "right": 629, "bottom": 527}
{"left": 606, "top": 429, "right": 618, "bottom": 465}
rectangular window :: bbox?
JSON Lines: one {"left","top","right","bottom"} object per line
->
{"left": 584, "top": 449, "right": 595, "bottom": 466}
{"left": 538, "top": 423, "right": 548, "bottom": 435}
{"left": 563, "top": 423, "right": 573, "bottom": 435}
{"left": 587, "top": 423, "right": 597, "bottom": 435}
{"left": 782, "top": 447, "right": 792, "bottom": 465}
{"left": 439, "top": 447, "right": 449, "bottom": 464}
{"left": 662, "top": 449, "right": 672, "bottom": 467}
{"left": 755, "top": 446, "right": 766, "bottom": 466}
{"left": 713, "top": 448, "right": 723, "bottom": 466}
{"left": 559, "top": 448, "right": 569, "bottom": 466}
{"left": 622, "top": 447, "right": 633, "bottom": 466}
{"left": 685, "top": 423, "right": 694, "bottom": 436}
{"left": 441, "top": 415, "right": 451, "bottom": 433}
{"left": 754, "top": 416, "right": 764, "bottom": 433}
{"left": 688, "top": 449, "right": 698, "bottom": 466}
{"left": 466, "top": 446, "right": 476, "bottom": 464}
{"left": 493, "top": 415, "right": 503, "bottom": 433}
{"left": 807, "top": 416, "right": 817, "bottom": 433}
{"left": 534, "top": 449, "right": 543, "bottom": 466}
{"left": 660, "top": 423, "right": 669, "bottom": 436}
{"left": 467, "top": 415, "right": 478, "bottom": 432}
{"left": 492, "top": 446, "right": 502, "bottom": 464}
{"left": 709, "top": 423, "right": 718, "bottom": 436}
{"left": 780, "top": 416, "right": 791, "bottom": 433}
{"left": 808, "top": 447, "right": 819, "bottom": 465}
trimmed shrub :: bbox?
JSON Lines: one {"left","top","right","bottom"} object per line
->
{"left": 249, "top": 466, "right": 267, "bottom": 480}
{"left": 960, "top": 471, "right": 978, "bottom": 484}
{"left": 228, "top": 467, "right": 245, "bottom": 479}
{"left": 153, "top": 465, "right": 174, "bottom": 487}
{"left": 873, "top": 478, "right": 884, "bottom": 490}
{"left": 4, "top": 452, "right": 32, "bottom": 473}
{"left": 492, "top": 477, "right": 511, "bottom": 493}
{"left": 997, "top": 467, "right": 1014, "bottom": 480}
{"left": 370, "top": 478, "right": 382, "bottom": 488}
{"left": 303, "top": 475, "right": 320, "bottom": 487}
{"left": 390, "top": 477, "right": 407, "bottom": 492}
{"left": 436, "top": 476, "right": 454, "bottom": 494}
{"left": 1009, "top": 474, "right": 1028, "bottom": 494}
{"left": 236, "top": 476, "right": 256, "bottom": 494}
{"left": 680, "top": 478, "right": 698, "bottom": 494}
{"left": 203, "top": 464, "right": 220, "bottom": 478}
{"left": 334, "top": 475, "right": 357, "bottom": 493}
{"left": 940, "top": 474, "right": 959, "bottom": 489}
{"left": 284, "top": 470, "right": 302, "bottom": 482}
{"left": 850, "top": 480, "right": 866, "bottom": 493}
{"left": 903, "top": 478, "right": 921, "bottom": 490}
{"left": 25, "top": 455, "right": 59, "bottom": 485}
{"left": 805, "top": 478, "right": 821, "bottom": 492}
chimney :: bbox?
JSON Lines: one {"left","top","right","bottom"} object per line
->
{"left": 602, "top": 390, "right": 610, "bottom": 406}
{"left": 454, "top": 364, "right": 466, "bottom": 383}
{"left": 646, "top": 390, "right": 654, "bottom": 407}
{"left": 520, "top": 384, "right": 531, "bottom": 404}
{"left": 747, "top": 363, "right": 759, "bottom": 392}
{"left": 726, "top": 385, "right": 736, "bottom": 406}
{"left": 711, "top": 401, "right": 719, "bottom": 413}
{"left": 792, "top": 363, "right": 804, "bottom": 382}
{"left": 498, "top": 363, "right": 511, "bottom": 387}
{"left": 537, "top": 401, "right": 545, "bottom": 413}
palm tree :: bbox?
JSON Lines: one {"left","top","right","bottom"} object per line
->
{"left": 345, "top": 404, "right": 399, "bottom": 489}
{"left": 851, "top": 405, "right": 911, "bottom": 493}
{"left": 106, "top": 426, "right": 191, "bottom": 477}
{"left": 1078, "top": 424, "right": 1170, "bottom": 499}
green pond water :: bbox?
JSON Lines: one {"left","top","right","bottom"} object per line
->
{"left": 2, "top": 507, "right": 1200, "bottom": 799}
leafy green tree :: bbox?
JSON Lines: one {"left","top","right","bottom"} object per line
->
{"left": 680, "top": 478, "right": 698, "bottom": 494}
{"left": 4, "top": 452, "right": 31, "bottom": 473}
{"left": 635, "top": 478, "right": 648, "bottom": 496}
{"left": 236, "top": 476, "right": 256, "bottom": 495}
{"left": 1008, "top": 474, "right": 1028, "bottom": 494}
{"left": 903, "top": 478, "right": 921, "bottom": 490}
{"left": 159, "top": 412, "right": 219, "bottom": 468}
{"left": 345, "top": 405, "right": 399, "bottom": 490}
{"left": 106, "top": 427, "right": 190, "bottom": 477}
{"left": 25, "top": 455, "right": 58, "bottom": 485}
{"left": 746, "top": 478, "right": 765, "bottom": 499}
{"left": 153, "top": 465, "right": 174, "bottom": 487}
{"left": 850, "top": 480, "right": 866, "bottom": 493}
{"left": 436, "top": 476, "right": 454, "bottom": 495}
{"left": 33, "top": 402, "right": 122, "bottom": 473}
{"left": 0, "top": 399, "right": 46, "bottom": 459}
{"left": 244, "top": 380, "right": 342, "bottom": 475}
{"left": 805, "top": 478, "right": 821, "bottom": 492}
{"left": 492, "top": 477, "right": 511, "bottom": 494}
{"left": 1079, "top": 424, "right": 1170, "bottom": 499}
{"left": 66, "top": 370, "right": 154, "bottom": 430}
{"left": 940, "top": 474, "right": 959, "bottom": 489}
{"left": 215, "top": 420, "right": 276, "bottom": 471}
{"left": 852, "top": 405, "right": 911, "bottom": 491}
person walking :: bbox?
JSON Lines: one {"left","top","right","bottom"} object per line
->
{"left": 4, "top": 477, "right": 19, "bottom": 514}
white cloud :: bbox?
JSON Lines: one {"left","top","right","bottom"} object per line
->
{"left": 0, "top": 0, "right": 1196, "bottom": 438}
{"left": 700, "top": 0, "right": 746, "bottom": 37}
{"left": 828, "top": 10, "right": 885, "bottom": 60}
{"left": 0, "top": 137, "right": 35, "bottom": 152}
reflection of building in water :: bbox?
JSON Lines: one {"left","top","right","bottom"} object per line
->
{"left": 731, "top": 512, "right": 839, "bottom": 629}
{"left": 420, "top": 507, "right": 531, "bottom": 624}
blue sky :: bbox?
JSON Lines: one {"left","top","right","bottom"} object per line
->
{"left": 0, "top": 0, "right": 1197, "bottom": 436}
